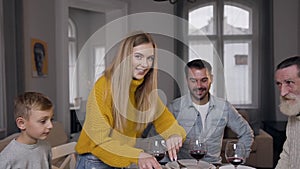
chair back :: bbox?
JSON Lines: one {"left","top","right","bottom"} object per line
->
{"left": 0, "top": 133, "right": 20, "bottom": 152}
{"left": 51, "top": 142, "right": 77, "bottom": 169}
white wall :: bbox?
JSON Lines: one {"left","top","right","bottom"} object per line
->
{"left": 273, "top": 0, "right": 300, "bottom": 121}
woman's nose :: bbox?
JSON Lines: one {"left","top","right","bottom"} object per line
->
{"left": 140, "top": 58, "right": 148, "bottom": 67}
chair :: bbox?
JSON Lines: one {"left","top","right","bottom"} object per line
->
{"left": 0, "top": 133, "right": 20, "bottom": 152}
{"left": 51, "top": 142, "right": 77, "bottom": 169}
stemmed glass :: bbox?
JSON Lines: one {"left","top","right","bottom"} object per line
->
{"left": 149, "top": 138, "right": 166, "bottom": 163}
{"left": 225, "top": 141, "right": 246, "bottom": 169}
{"left": 189, "top": 137, "right": 207, "bottom": 166}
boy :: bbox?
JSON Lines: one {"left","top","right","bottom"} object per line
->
{"left": 0, "top": 91, "right": 54, "bottom": 169}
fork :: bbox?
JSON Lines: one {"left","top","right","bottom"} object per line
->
{"left": 176, "top": 160, "right": 187, "bottom": 169}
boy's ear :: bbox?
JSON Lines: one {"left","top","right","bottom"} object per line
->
{"left": 16, "top": 117, "right": 26, "bottom": 130}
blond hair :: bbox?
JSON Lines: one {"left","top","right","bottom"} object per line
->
{"left": 104, "top": 32, "right": 158, "bottom": 132}
{"left": 14, "top": 91, "right": 53, "bottom": 120}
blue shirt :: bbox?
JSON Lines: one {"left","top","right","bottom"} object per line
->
{"left": 168, "top": 93, "right": 254, "bottom": 163}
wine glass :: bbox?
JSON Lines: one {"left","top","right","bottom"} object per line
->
{"left": 189, "top": 138, "right": 207, "bottom": 165}
{"left": 149, "top": 138, "right": 166, "bottom": 162}
{"left": 225, "top": 141, "right": 246, "bottom": 169}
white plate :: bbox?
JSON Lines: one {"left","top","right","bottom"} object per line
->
{"left": 219, "top": 164, "right": 256, "bottom": 169}
{"left": 165, "top": 159, "right": 215, "bottom": 169}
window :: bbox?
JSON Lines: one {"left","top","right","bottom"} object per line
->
{"left": 188, "top": 0, "right": 259, "bottom": 107}
{"left": 68, "top": 18, "right": 78, "bottom": 104}
{"left": 94, "top": 47, "right": 105, "bottom": 83}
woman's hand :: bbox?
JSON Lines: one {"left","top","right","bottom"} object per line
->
{"left": 166, "top": 134, "right": 183, "bottom": 161}
{"left": 138, "top": 152, "right": 162, "bottom": 169}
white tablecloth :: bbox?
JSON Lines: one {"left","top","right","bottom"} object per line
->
{"left": 219, "top": 164, "right": 256, "bottom": 169}
{"left": 165, "top": 159, "right": 215, "bottom": 169}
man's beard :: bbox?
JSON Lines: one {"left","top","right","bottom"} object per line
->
{"left": 279, "top": 94, "right": 300, "bottom": 116}
{"left": 191, "top": 87, "right": 209, "bottom": 101}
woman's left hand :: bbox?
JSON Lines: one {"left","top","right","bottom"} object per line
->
{"left": 165, "top": 134, "right": 183, "bottom": 161}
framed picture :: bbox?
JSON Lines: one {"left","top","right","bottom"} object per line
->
{"left": 31, "top": 38, "right": 48, "bottom": 77}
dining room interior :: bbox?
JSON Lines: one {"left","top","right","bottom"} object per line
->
{"left": 0, "top": 0, "right": 299, "bottom": 168}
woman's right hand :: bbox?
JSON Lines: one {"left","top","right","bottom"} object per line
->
{"left": 138, "top": 152, "right": 162, "bottom": 169}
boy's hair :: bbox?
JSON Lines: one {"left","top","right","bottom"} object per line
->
{"left": 14, "top": 92, "right": 53, "bottom": 120}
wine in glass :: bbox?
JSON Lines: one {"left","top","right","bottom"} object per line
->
{"left": 189, "top": 138, "right": 207, "bottom": 165}
{"left": 149, "top": 138, "right": 166, "bottom": 162}
{"left": 225, "top": 141, "right": 246, "bottom": 169}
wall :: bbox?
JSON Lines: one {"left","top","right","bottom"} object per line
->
{"left": 3, "top": 0, "right": 19, "bottom": 135}
{"left": 128, "top": 0, "right": 177, "bottom": 104}
{"left": 22, "top": 0, "right": 57, "bottom": 113}
{"left": 23, "top": 0, "right": 56, "bottom": 93}
{"left": 273, "top": 0, "right": 300, "bottom": 121}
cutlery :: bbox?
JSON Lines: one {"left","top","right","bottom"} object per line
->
{"left": 176, "top": 160, "right": 187, "bottom": 169}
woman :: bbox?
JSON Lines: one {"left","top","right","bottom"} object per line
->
{"left": 75, "top": 32, "right": 186, "bottom": 169}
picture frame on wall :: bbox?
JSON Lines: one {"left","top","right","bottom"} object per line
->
{"left": 31, "top": 38, "right": 48, "bottom": 77}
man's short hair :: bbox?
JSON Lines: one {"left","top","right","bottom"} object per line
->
{"left": 276, "top": 55, "right": 300, "bottom": 77}
{"left": 185, "top": 59, "right": 212, "bottom": 77}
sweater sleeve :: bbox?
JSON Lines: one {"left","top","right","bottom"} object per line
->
{"left": 75, "top": 77, "right": 143, "bottom": 167}
{"left": 275, "top": 119, "right": 290, "bottom": 169}
{"left": 152, "top": 98, "right": 186, "bottom": 141}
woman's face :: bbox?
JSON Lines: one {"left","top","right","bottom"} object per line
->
{"left": 132, "top": 43, "right": 155, "bottom": 80}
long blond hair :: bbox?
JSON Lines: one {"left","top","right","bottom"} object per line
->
{"left": 105, "top": 32, "right": 158, "bottom": 132}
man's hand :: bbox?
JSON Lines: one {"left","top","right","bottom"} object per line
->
{"left": 138, "top": 152, "right": 162, "bottom": 169}
{"left": 166, "top": 134, "right": 183, "bottom": 161}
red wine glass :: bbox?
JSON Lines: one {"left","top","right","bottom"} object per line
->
{"left": 149, "top": 139, "right": 166, "bottom": 162}
{"left": 225, "top": 141, "right": 246, "bottom": 169}
{"left": 189, "top": 138, "right": 207, "bottom": 165}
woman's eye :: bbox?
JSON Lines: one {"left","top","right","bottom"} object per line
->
{"left": 134, "top": 54, "right": 143, "bottom": 60}
{"left": 147, "top": 56, "right": 154, "bottom": 62}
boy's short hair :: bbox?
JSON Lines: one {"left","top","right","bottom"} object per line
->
{"left": 14, "top": 92, "right": 53, "bottom": 120}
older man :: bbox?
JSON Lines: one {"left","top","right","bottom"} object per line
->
{"left": 275, "top": 56, "right": 300, "bottom": 169}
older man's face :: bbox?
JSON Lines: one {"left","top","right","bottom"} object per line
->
{"left": 275, "top": 65, "right": 300, "bottom": 116}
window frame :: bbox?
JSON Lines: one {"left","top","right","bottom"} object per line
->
{"left": 68, "top": 18, "right": 78, "bottom": 104}
{"left": 187, "top": 0, "right": 259, "bottom": 108}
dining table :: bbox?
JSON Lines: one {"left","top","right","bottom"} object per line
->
{"left": 163, "top": 159, "right": 256, "bottom": 169}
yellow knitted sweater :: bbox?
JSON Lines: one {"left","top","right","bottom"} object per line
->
{"left": 75, "top": 76, "right": 186, "bottom": 167}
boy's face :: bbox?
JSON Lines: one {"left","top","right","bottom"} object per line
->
{"left": 19, "top": 109, "right": 54, "bottom": 144}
